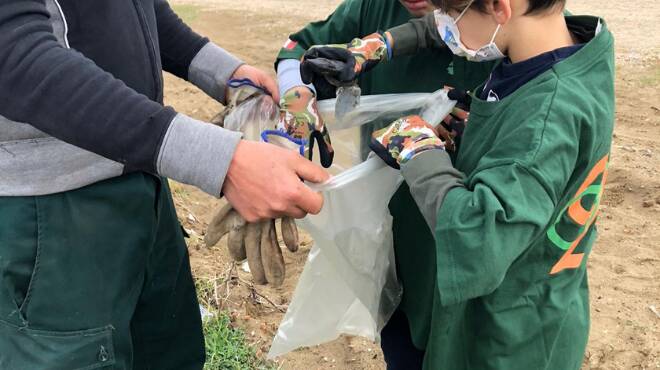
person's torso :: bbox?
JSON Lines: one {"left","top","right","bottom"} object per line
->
{"left": 58, "top": 0, "right": 164, "bottom": 101}
{"left": 0, "top": 0, "right": 164, "bottom": 196}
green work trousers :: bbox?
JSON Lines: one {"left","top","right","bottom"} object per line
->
{"left": 0, "top": 173, "right": 205, "bottom": 369}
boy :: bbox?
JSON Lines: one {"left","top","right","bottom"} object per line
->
{"left": 301, "top": 0, "right": 615, "bottom": 369}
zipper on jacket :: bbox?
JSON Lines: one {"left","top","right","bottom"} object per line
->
{"left": 132, "top": 0, "right": 163, "bottom": 102}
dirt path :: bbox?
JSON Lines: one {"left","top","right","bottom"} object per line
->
{"left": 166, "top": 1, "right": 660, "bottom": 369}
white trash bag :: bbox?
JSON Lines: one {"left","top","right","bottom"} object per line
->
{"left": 317, "top": 88, "right": 452, "bottom": 131}
{"left": 267, "top": 89, "right": 456, "bottom": 359}
{"left": 267, "top": 156, "right": 404, "bottom": 358}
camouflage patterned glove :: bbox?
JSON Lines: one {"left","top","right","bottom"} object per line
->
{"left": 266, "top": 86, "right": 334, "bottom": 168}
{"left": 369, "top": 115, "right": 447, "bottom": 169}
{"left": 300, "top": 33, "right": 392, "bottom": 87}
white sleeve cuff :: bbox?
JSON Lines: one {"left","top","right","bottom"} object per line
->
{"left": 277, "top": 59, "right": 316, "bottom": 98}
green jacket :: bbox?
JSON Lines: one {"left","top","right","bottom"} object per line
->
{"left": 400, "top": 16, "right": 615, "bottom": 370}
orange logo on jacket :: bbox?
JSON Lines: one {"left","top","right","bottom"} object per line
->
{"left": 547, "top": 154, "right": 609, "bottom": 275}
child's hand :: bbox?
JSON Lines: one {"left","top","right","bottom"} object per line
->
{"left": 441, "top": 87, "right": 472, "bottom": 139}
{"left": 369, "top": 115, "right": 450, "bottom": 169}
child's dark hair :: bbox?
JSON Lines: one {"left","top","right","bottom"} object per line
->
{"left": 430, "top": 0, "right": 566, "bottom": 15}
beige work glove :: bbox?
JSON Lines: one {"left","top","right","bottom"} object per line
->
{"left": 204, "top": 203, "right": 299, "bottom": 287}
{"left": 207, "top": 78, "right": 301, "bottom": 287}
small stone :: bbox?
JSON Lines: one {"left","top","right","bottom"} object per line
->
{"left": 641, "top": 149, "right": 653, "bottom": 157}
{"left": 643, "top": 200, "right": 655, "bottom": 208}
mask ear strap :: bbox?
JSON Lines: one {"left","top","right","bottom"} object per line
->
{"left": 455, "top": 0, "right": 475, "bottom": 23}
{"left": 489, "top": 24, "right": 502, "bottom": 43}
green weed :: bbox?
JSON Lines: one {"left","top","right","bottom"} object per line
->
{"left": 203, "top": 312, "right": 276, "bottom": 370}
{"left": 195, "top": 278, "right": 276, "bottom": 370}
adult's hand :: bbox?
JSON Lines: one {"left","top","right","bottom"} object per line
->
{"left": 222, "top": 140, "right": 329, "bottom": 222}
{"left": 230, "top": 64, "right": 280, "bottom": 102}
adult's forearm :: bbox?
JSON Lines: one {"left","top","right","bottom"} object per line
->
{"left": 0, "top": 0, "right": 240, "bottom": 196}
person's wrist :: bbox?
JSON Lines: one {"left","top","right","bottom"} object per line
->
{"left": 400, "top": 137, "right": 445, "bottom": 165}
{"left": 282, "top": 86, "right": 316, "bottom": 107}
{"left": 383, "top": 32, "right": 394, "bottom": 60}
{"left": 229, "top": 64, "right": 249, "bottom": 79}
{"left": 287, "top": 85, "right": 315, "bottom": 98}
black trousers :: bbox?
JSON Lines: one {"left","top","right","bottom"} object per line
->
{"left": 381, "top": 310, "right": 426, "bottom": 370}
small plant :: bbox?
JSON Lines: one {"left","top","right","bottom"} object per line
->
{"left": 195, "top": 277, "right": 276, "bottom": 370}
{"left": 203, "top": 312, "right": 275, "bottom": 370}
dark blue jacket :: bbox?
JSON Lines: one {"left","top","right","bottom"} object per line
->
{"left": 0, "top": 0, "right": 244, "bottom": 196}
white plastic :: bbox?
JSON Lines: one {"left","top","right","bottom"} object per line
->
{"left": 318, "top": 88, "right": 453, "bottom": 131}
{"left": 267, "top": 157, "right": 404, "bottom": 358}
{"left": 223, "top": 94, "right": 279, "bottom": 142}
{"left": 267, "top": 89, "right": 456, "bottom": 359}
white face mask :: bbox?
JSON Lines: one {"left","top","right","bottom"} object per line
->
{"left": 434, "top": 1, "right": 505, "bottom": 62}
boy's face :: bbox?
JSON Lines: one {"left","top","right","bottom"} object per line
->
{"left": 399, "top": 0, "right": 435, "bottom": 17}
{"left": 446, "top": 0, "right": 513, "bottom": 51}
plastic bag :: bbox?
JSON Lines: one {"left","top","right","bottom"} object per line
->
{"left": 318, "top": 88, "right": 451, "bottom": 131}
{"left": 268, "top": 89, "right": 456, "bottom": 359}
{"left": 319, "top": 88, "right": 455, "bottom": 160}
{"left": 267, "top": 157, "right": 404, "bottom": 358}
{"left": 223, "top": 94, "right": 279, "bottom": 142}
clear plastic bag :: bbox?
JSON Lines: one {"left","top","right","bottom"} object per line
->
{"left": 318, "top": 88, "right": 452, "bottom": 131}
{"left": 319, "top": 88, "right": 455, "bottom": 160}
{"left": 268, "top": 157, "right": 404, "bottom": 358}
{"left": 223, "top": 94, "right": 279, "bottom": 142}
{"left": 267, "top": 89, "right": 456, "bottom": 359}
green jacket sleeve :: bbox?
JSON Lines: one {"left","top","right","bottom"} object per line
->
{"left": 387, "top": 12, "right": 445, "bottom": 57}
{"left": 275, "top": 0, "right": 365, "bottom": 63}
{"left": 432, "top": 163, "right": 555, "bottom": 306}
{"left": 403, "top": 156, "right": 557, "bottom": 307}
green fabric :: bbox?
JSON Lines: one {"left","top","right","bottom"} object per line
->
{"left": 399, "top": 16, "right": 614, "bottom": 370}
{"left": 0, "top": 173, "right": 205, "bottom": 370}
{"left": 276, "top": 0, "right": 495, "bottom": 158}
{"left": 276, "top": 0, "right": 493, "bottom": 363}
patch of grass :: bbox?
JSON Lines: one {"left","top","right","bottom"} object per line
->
{"left": 195, "top": 278, "right": 276, "bottom": 370}
{"left": 203, "top": 312, "right": 275, "bottom": 370}
{"left": 172, "top": 4, "right": 201, "bottom": 23}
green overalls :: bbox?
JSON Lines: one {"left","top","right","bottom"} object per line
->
{"left": 0, "top": 174, "right": 205, "bottom": 369}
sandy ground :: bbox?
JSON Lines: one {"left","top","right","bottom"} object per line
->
{"left": 164, "top": 0, "right": 660, "bottom": 369}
